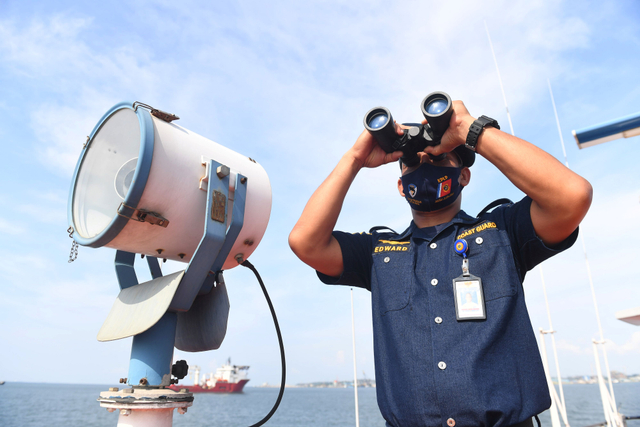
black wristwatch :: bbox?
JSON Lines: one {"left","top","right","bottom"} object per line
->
{"left": 465, "top": 115, "right": 500, "bottom": 152}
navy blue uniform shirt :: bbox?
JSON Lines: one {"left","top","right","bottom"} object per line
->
{"left": 317, "top": 197, "right": 578, "bottom": 427}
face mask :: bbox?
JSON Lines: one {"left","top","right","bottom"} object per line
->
{"left": 400, "top": 163, "right": 463, "bottom": 212}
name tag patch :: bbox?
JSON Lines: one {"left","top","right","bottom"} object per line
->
{"left": 374, "top": 240, "right": 410, "bottom": 253}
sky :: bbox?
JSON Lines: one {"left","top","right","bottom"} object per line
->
{"left": 0, "top": 0, "right": 639, "bottom": 393}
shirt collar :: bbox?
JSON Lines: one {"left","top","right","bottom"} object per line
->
{"left": 389, "top": 210, "right": 479, "bottom": 241}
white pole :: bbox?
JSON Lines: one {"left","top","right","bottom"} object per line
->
{"left": 539, "top": 328, "right": 562, "bottom": 427}
{"left": 539, "top": 267, "right": 570, "bottom": 427}
{"left": 351, "top": 288, "right": 360, "bottom": 427}
{"left": 99, "top": 387, "right": 192, "bottom": 427}
{"left": 116, "top": 409, "right": 174, "bottom": 427}
{"left": 548, "top": 80, "right": 620, "bottom": 426}
{"left": 547, "top": 80, "right": 569, "bottom": 168}
{"left": 593, "top": 341, "right": 613, "bottom": 427}
{"left": 484, "top": 21, "right": 515, "bottom": 136}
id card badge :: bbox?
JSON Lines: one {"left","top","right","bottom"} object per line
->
{"left": 452, "top": 239, "right": 486, "bottom": 321}
{"left": 453, "top": 274, "right": 486, "bottom": 321}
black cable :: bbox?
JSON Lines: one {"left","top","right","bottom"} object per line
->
{"left": 241, "top": 259, "right": 286, "bottom": 427}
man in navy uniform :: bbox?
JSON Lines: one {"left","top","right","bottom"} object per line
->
{"left": 289, "top": 99, "right": 592, "bottom": 427}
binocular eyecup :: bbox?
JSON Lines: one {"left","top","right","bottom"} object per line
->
{"left": 363, "top": 92, "right": 453, "bottom": 167}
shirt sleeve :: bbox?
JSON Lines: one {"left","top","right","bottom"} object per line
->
{"left": 316, "top": 231, "right": 375, "bottom": 291}
{"left": 499, "top": 196, "right": 579, "bottom": 279}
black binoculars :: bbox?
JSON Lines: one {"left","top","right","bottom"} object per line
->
{"left": 363, "top": 92, "right": 453, "bottom": 167}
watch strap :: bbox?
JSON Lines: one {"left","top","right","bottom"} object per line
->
{"left": 465, "top": 115, "right": 500, "bottom": 152}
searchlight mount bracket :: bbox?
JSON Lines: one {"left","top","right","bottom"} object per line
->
{"left": 97, "top": 159, "right": 247, "bottom": 389}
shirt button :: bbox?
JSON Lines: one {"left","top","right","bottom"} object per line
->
{"left": 431, "top": 278, "right": 438, "bottom": 286}
{"left": 447, "top": 418, "right": 456, "bottom": 427}
{"left": 438, "top": 361, "right": 447, "bottom": 370}
{"left": 383, "top": 256, "right": 390, "bottom": 263}
{"left": 430, "top": 243, "right": 438, "bottom": 249}
{"left": 475, "top": 237, "right": 483, "bottom": 245}
{"left": 435, "top": 317, "right": 442, "bottom": 324}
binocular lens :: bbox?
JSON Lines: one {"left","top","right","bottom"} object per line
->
{"left": 425, "top": 98, "right": 448, "bottom": 115}
{"left": 363, "top": 107, "right": 397, "bottom": 154}
{"left": 367, "top": 112, "right": 389, "bottom": 129}
{"left": 421, "top": 92, "right": 453, "bottom": 139}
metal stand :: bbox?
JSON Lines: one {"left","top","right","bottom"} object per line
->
{"left": 98, "top": 160, "right": 248, "bottom": 426}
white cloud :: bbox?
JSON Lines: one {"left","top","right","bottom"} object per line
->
{"left": 0, "top": 14, "right": 183, "bottom": 175}
{"left": 606, "top": 332, "right": 640, "bottom": 356}
{"left": 0, "top": 252, "right": 53, "bottom": 277}
{"left": 30, "top": 103, "right": 105, "bottom": 174}
{"left": 0, "top": 217, "right": 25, "bottom": 235}
{"left": 0, "top": 14, "right": 93, "bottom": 77}
{"left": 15, "top": 190, "right": 68, "bottom": 225}
{"left": 0, "top": 1, "right": 600, "bottom": 179}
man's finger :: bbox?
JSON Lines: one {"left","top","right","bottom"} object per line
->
{"left": 385, "top": 151, "right": 403, "bottom": 164}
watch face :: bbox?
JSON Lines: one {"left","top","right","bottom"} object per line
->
{"left": 479, "top": 115, "right": 499, "bottom": 130}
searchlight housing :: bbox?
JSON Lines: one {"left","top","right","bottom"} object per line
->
{"left": 67, "top": 101, "right": 272, "bottom": 401}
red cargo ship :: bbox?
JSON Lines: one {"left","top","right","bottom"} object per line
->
{"left": 170, "top": 359, "right": 250, "bottom": 393}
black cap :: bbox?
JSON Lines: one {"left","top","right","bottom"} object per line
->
{"left": 399, "top": 145, "right": 475, "bottom": 169}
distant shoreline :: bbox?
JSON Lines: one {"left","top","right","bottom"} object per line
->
{"left": 2, "top": 379, "right": 638, "bottom": 387}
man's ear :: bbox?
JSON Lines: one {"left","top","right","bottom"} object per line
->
{"left": 397, "top": 178, "right": 406, "bottom": 197}
{"left": 459, "top": 167, "right": 471, "bottom": 187}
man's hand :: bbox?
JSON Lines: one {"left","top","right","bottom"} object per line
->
{"left": 348, "top": 124, "right": 404, "bottom": 169}
{"left": 418, "top": 100, "right": 474, "bottom": 160}
{"left": 419, "top": 99, "right": 592, "bottom": 246}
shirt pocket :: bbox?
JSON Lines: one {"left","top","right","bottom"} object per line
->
{"left": 371, "top": 247, "right": 414, "bottom": 314}
{"left": 464, "top": 228, "right": 518, "bottom": 301}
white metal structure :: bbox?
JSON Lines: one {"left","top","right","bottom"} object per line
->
{"left": 538, "top": 266, "right": 570, "bottom": 427}
{"left": 350, "top": 288, "right": 360, "bottom": 427}
{"left": 615, "top": 307, "right": 640, "bottom": 326}
{"left": 572, "top": 111, "right": 640, "bottom": 149}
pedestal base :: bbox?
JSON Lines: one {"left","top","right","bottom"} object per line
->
{"left": 98, "top": 387, "right": 194, "bottom": 427}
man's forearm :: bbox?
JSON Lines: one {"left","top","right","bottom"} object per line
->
{"left": 474, "top": 127, "right": 592, "bottom": 245}
{"left": 288, "top": 152, "right": 362, "bottom": 276}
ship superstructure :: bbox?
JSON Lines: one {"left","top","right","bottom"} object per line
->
{"left": 170, "top": 359, "right": 250, "bottom": 393}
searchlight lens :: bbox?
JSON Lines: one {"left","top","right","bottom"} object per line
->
{"left": 425, "top": 98, "right": 448, "bottom": 115}
{"left": 368, "top": 113, "right": 389, "bottom": 129}
{"left": 72, "top": 108, "right": 141, "bottom": 239}
{"left": 114, "top": 158, "right": 139, "bottom": 200}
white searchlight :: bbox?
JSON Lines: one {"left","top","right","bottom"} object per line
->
{"left": 67, "top": 102, "right": 272, "bottom": 426}
{"left": 70, "top": 101, "right": 271, "bottom": 267}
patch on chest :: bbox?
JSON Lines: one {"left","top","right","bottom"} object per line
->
{"left": 373, "top": 240, "right": 410, "bottom": 253}
{"left": 456, "top": 221, "right": 497, "bottom": 240}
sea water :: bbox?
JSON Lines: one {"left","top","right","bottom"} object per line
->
{"left": 0, "top": 382, "right": 638, "bottom": 427}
